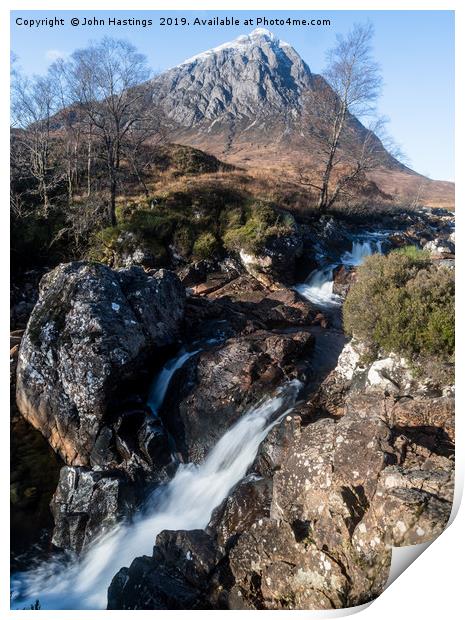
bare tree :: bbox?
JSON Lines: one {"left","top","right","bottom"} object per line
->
{"left": 123, "top": 99, "right": 167, "bottom": 196}
{"left": 48, "top": 59, "right": 85, "bottom": 202}
{"left": 70, "top": 38, "right": 156, "bottom": 225}
{"left": 11, "top": 72, "right": 63, "bottom": 213}
{"left": 409, "top": 176, "right": 428, "bottom": 210}
{"left": 303, "top": 23, "right": 384, "bottom": 211}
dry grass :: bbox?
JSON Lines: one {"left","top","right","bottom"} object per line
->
{"left": 114, "top": 141, "right": 454, "bottom": 217}
{"left": 154, "top": 134, "right": 455, "bottom": 211}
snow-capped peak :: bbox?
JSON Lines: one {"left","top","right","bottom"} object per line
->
{"left": 249, "top": 27, "right": 275, "bottom": 39}
{"left": 177, "top": 29, "right": 291, "bottom": 67}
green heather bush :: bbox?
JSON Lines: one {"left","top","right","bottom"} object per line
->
{"left": 90, "top": 190, "right": 296, "bottom": 265}
{"left": 394, "top": 245, "right": 430, "bottom": 262}
{"left": 343, "top": 247, "right": 454, "bottom": 364}
{"left": 223, "top": 202, "right": 295, "bottom": 254}
{"left": 192, "top": 231, "right": 219, "bottom": 259}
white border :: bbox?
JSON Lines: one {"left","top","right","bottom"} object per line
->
{"left": 2, "top": 1, "right": 462, "bottom": 618}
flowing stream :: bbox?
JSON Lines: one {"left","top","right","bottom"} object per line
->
{"left": 147, "top": 349, "right": 200, "bottom": 416}
{"left": 11, "top": 379, "right": 302, "bottom": 610}
{"left": 295, "top": 236, "right": 386, "bottom": 308}
{"left": 293, "top": 233, "right": 388, "bottom": 394}
{"left": 340, "top": 239, "right": 383, "bottom": 266}
{"left": 11, "top": 230, "right": 390, "bottom": 610}
{"left": 295, "top": 265, "right": 341, "bottom": 308}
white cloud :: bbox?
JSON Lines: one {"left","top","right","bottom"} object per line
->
{"left": 45, "top": 49, "right": 67, "bottom": 62}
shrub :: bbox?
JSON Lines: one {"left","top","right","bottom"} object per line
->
{"left": 223, "top": 202, "right": 295, "bottom": 254}
{"left": 393, "top": 245, "right": 430, "bottom": 262}
{"left": 88, "top": 225, "right": 168, "bottom": 266}
{"left": 192, "top": 232, "right": 220, "bottom": 259}
{"left": 343, "top": 250, "right": 454, "bottom": 364}
{"left": 88, "top": 190, "right": 296, "bottom": 267}
{"left": 171, "top": 145, "right": 222, "bottom": 175}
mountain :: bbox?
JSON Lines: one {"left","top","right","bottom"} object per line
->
{"left": 152, "top": 28, "right": 369, "bottom": 163}
{"left": 151, "top": 28, "right": 454, "bottom": 209}
{"left": 153, "top": 29, "right": 311, "bottom": 127}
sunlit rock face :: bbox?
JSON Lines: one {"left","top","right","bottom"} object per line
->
{"left": 16, "top": 262, "right": 185, "bottom": 467}
{"left": 153, "top": 29, "right": 313, "bottom": 128}
{"left": 107, "top": 343, "right": 454, "bottom": 610}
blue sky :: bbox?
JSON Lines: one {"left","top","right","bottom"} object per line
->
{"left": 11, "top": 10, "right": 455, "bottom": 181}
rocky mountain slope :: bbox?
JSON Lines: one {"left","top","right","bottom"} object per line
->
{"left": 152, "top": 29, "right": 387, "bottom": 164}
{"left": 151, "top": 29, "right": 454, "bottom": 208}
{"left": 155, "top": 29, "right": 311, "bottom": 128}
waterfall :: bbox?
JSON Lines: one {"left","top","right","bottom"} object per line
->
{"left": 341, "top": 239, "right": 383, "bottom": 267}
{"left": 11, "top": 380, "right": 302, "bottom": 610}
{"left": 295, "top": 265, "right": 341, "bottom": 307}
{"left": 295, "top": 234, "right": 385, "bottom": 308}
{"left": 147, "top": 349, "right": 199, "bottom": 416}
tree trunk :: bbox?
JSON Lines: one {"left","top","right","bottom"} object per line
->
{"left": 41, "top": 180, "right": 49, "bottom": 215}
{"left": 317, "top": 104, "right": 347, "bottom": 211}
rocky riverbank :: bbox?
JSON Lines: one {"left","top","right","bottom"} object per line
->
{"left": 10, "top": 206, "right": 454, "bottom": 610}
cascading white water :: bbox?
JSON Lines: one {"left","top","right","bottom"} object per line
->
{"left": 147, "top": 349, "right": 199, "bottom": 415}
{"left": 295, "top": 265, "right": 341, "bottom": 307}
{"left": 341, "top": 239, "right": 383, "bottom": 267}
{"left": 295, "top": 236, "right": 384, "bottom": 308}
{"left": 11, "top": 380, "right": 302, "bottom": 611}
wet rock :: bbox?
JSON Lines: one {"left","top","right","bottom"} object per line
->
{"left": 108, "top": 530, "right": 222, "bottom": 610}
{"left": 311, "top": 312, "right": 329, "bottom": 328}
{"left": 208, "top": 277, "right": 314, "bottom": 328}
{"left": 108, "top": 555, "right": 204, "bottom": 610}
{"left": 332, "top": 265, "right": 357, "bottom": 298}
{"left": 161, "top": 331, "right": 313, "bottom": 462}
{"left": 154, "top": 530, "right": 222, "bottom": 588}
{"left": 387, "top": 232, "right": 414, "bottom": 249}
{"left": 178, "top": 260, "right": 216, "bottom": 287}
{"left": 50, "top": 466, "right": 136, "bottom": 554}
{"left": 180, "top": 258, "right": 243, "bottom": 292}
{"left": 253, "top": 414, "right": 302, "bottom": 478}
{"left": 207, "top": 475, "right": 273, "bottom": 549}
{"left": 238, "top": 223, "right": 303, "bottom": 288}
{"left": 16, "top": 262, "right": 185, "bottom": 467}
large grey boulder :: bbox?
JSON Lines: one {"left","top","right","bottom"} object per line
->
{"left": 238, "top": 224, "right": 303, "bottom": 288}
{"left": 16, "top": 262, "right": 185, "bottom": 467}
